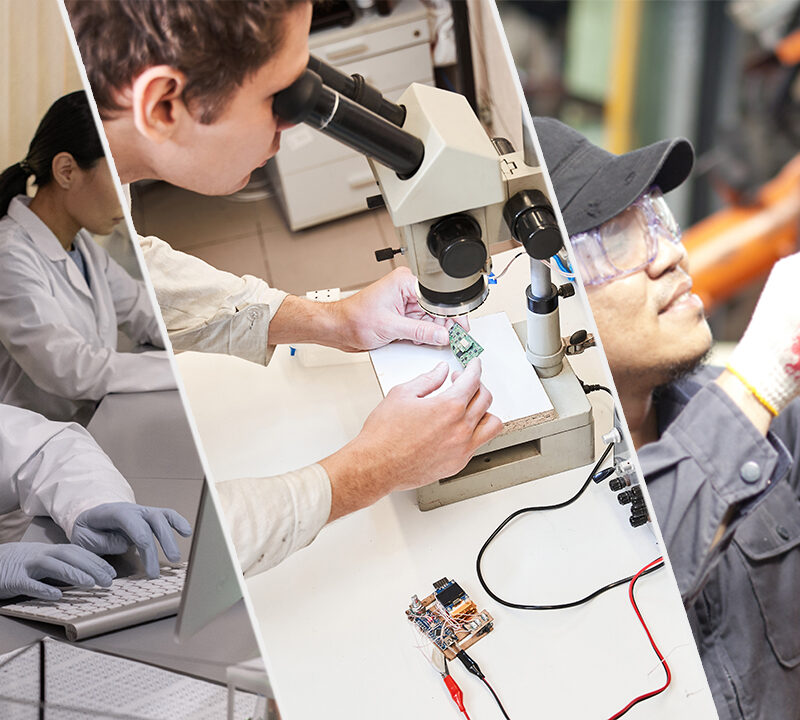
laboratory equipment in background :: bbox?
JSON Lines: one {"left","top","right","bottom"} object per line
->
{"left": 274, "top": 58, "right": 595, "bottom": 510}
{"left": 268, "top": 0, "right": 433, "bottom": 230}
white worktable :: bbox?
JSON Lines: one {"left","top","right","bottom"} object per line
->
{"left": 176, "top": 249, "right": 717, "bottom": 718}
{"left": 2, "top": 389, "right": 260, "bottom": 685}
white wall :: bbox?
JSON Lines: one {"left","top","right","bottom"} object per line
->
{"left": 467, "top": 0, "right": 523, "bottom": 152}
{"left": 0, "top": 0, "right": 82, "bottom": 170}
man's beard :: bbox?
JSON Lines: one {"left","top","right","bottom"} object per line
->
{"left": 652, "top": 346, "right": 712, "bottom": 391}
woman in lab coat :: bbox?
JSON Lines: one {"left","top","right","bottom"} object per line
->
{"left": 0, "top": 91, "right": 174, "bottom": 424}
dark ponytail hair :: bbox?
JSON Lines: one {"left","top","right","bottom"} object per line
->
{"left": 0, "top": 90, "right": 105, "bottom": 216}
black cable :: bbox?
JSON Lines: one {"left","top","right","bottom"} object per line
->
{"left": 39, "top": 638, "right": 45, "bottom": 720}
{"left": 481, "top": 677, "right": 511, "bottom": 720}
{"left": 476, "top": 442, "right": 664, "bottom": 610}
{"left": 578, "top": 377, "right": 613, "bottom": 397}
{"left": 473, "top": 439, "right": 669, "bottom": 718}
{"left": 476, "top": 442, "right": 612, "bottom": 599}
{"left": 456, "top": 651, "right": 511, "bottom": 720}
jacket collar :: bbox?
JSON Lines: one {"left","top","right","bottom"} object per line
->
{"left": 7, "top": 195, "right": 93, "bottom": 300}
{"left": 652, "top": 366, "right": 718, "bottom": 437}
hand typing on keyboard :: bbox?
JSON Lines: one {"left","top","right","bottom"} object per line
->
{"left": 0, "top": 542, "right": 115, "bottom": 600}
{"left": 71, "top": 503, "right": 192, "bottom": 579}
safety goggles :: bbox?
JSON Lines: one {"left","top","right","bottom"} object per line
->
{"left": 568, "top": 187, "right": 682, "bottom": 286}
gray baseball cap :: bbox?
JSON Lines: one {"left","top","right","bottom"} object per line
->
{"left": 532, "top": 117, "right": 695, "bottom": 236}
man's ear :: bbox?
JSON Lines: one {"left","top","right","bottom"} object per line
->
{"left": 51, "top": 152, "right": 77, "bottom": 189}
{"left": 130, "top": 66, "right": 189, "bottom": 143}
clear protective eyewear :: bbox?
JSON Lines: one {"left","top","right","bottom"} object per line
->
{"left": 568, "top": 187, "right": 682, "bottom": 286}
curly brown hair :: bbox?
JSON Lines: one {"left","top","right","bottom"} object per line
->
{"left": 65, "top": 0, "right": 307, "bottom": 124}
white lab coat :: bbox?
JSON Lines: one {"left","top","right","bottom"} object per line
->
{"left": 0, "top": 196, "right": 175, "bottom": 423}
{"left": 0, "top": 403, "right": 134, "bottom": 542}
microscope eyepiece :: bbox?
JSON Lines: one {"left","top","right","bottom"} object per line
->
{"left": 307, "top": 55, "right": 406, "bottom": 127}
{"left": 272, "top": 70, "right": 324, "bottom": 125}
{"left": 273, "top": 69, "right": 424, "bottom": 178}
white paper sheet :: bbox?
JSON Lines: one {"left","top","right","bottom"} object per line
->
{"left": 369, "top": 312, "right": 553, "bottom": 423}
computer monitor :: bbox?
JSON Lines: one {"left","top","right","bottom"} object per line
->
{"left": 174, "top": 481, "right": 243, "bottom": 642}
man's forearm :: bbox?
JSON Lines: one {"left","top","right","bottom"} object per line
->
{"left": 320, "top": 441, "right": 393, "bottom": 522}
{"left": 268, "top": 295, "right": 350, "bottom": 349}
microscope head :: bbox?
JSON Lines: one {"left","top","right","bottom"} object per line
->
{"left": 372, "top": 83, "right": 562, "bottom": 317}
{"left": 369, "top": 84, "right": 501, "bottom": 316}
{"left": 273, "top": 62, "right": 562, "bottom": 317}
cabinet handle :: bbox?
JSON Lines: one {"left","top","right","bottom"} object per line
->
{"left": 327, "top": 43, "right": 369, "bottom": 62}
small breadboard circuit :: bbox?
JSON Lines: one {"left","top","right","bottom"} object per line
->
{"left": 406, "top": 578, "right": 493, "bottom": 660}
{"left": 449, "top": 324, "right": 483, "bottom": 368}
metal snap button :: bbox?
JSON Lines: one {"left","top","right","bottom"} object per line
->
{"left": 739, "top": 461, "right": 761, "bottom": 484}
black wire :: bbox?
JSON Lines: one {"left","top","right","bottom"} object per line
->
{"left": 578, "top": 377, "right": 614, "bottom": 397}
{"left": 481, "top": 677, "right": 511, "bottom": 720}
{"left": 476, "top": 442, "right": 664, "bottom": 610}
{"left": 39, "top": 639, "right": 45, "bottom": 720}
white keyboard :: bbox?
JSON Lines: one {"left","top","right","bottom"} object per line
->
{"left": 0, "top": 563, "right": 186, "bottom": 640}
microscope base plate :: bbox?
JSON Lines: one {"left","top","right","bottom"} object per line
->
{"left": 417, "top": 359, "right": 595, "bottom": 510}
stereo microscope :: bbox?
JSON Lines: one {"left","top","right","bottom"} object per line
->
{"left": 274, "top": 58, "right": 594, "bottom": 509}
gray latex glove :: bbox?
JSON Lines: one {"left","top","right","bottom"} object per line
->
{"left": 71, "top": 503, "right": 192, "bottom": 579}
{"left": 0, "top": 542, "right": 115, "bottom": 600}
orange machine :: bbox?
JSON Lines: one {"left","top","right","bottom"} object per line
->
{"left": 684, "top": 152, "right": 800, "bottom": 313}
{"left": 685, "top": 26, "right": 800, "bottom": 313}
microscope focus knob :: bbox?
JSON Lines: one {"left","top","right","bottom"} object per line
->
{"left": 503, "top": 189, "right": 562, "bottom": 260}
{"left": 427, "top": 214, "right": 487, "bottom": 279}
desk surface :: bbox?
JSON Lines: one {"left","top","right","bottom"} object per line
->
{"left": 5, "top": 389, "right": 260, "bottom": 685}
{"left": 176, "top": 249, "right": 717, "bottom": 718}
{"left": 87, "top": 389, "right": 204, "bottom": 481}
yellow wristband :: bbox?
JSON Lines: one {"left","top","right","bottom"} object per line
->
{"left": 725, "top": 364, "right": 779, "bottom": 416}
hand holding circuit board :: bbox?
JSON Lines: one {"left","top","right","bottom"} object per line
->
{"left": 449, "top": 324, "right": 484, "bottom": 368}
{"left": 370, "top": 312, "right": 554, "bottom": 425}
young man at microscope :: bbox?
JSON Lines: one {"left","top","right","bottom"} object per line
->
{"left": 64, "top": 1, "right": 502, "bottom": 575}
{"left": 535, "top": 116, "right": 800, "bottom": 720}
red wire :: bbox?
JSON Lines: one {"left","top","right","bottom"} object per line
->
{"left": 607, "top": 557, "right": 671, "bottom": 720}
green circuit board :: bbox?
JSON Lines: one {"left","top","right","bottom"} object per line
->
{"left": 449, "top": 323, "right": 484, "bottom": 368}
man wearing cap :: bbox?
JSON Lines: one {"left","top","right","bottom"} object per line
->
{"left": 534, "top": 116, "right": 800, "bottom": 720}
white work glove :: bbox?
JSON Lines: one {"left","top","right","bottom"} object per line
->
{"left": 727, "top": 252, "right": 800, "bottom": 416}
{"left": 71, "top": 503, "right": 192, "bottom": 579}
{"left": 0, "top": 542, "right": 115, "bottom": 601}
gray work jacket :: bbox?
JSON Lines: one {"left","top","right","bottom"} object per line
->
{"left": 640, "top": 366, "right": 797, "bottom": 720}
